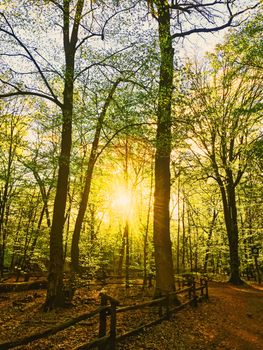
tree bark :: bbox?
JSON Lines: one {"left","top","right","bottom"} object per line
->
{"left": 143, "top": 157, "right": 154, "bottom": 289}
{"left": 181, "top": 196, "right": 186, "bottom": 271}
{"left": 217, "top": 174, "right": 243, "bottom": 285}
{"left": 125, "top": 220, "right": 130, "bottom": 288}
{"left": 44, "top": 0, "right": 84, "bottom": 311}
{"left": 117, "top": 230, "right": 125, "bottom": 276}
{"left": 0, "top": 119, "right": 14, "bottom": 277}
{"left": 153, "top": 1, "right": 176, "bottom": 298}
{"left": 203, "top": 209, "right": 218, "bottom": 273}
{"left": 176, "top": 175, "right": 180, "bottom": 274}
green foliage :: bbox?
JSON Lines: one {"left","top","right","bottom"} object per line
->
{"left": 0, "top": 1, "right": 262, "bottom": 283}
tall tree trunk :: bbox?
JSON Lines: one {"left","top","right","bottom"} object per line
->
{"left": 176, "top": 175, "right": 180, "bottom": 274}
{"left": 247, "top": 207, "right": 261, "bottom": 284}
{"left": 218, "top": 176, "right": 242, "bottom": 285}
{"left": 227, "top": 176, "right": 242, "bottom": 284}
{"left": 203, "top": 209, "right": 218, "bottom": 273}
{"left": 124, "top": 131, "right": 130, "bottom": 288}
{"left": 64, "top": 206, "right": 71, "bottom": 262}
{"left": 71, "top": 80, "right": 120, "bottom": 272}
{"left": 44, "top": 98, "right": 73, "bottom": 310}
{"left": 181, "top": 196, "right": 186, "bottom": 271}
{"left": 44, "top": 0, "right": 84, "bottom": 311}
{"left": 29, "top": 201, "right": 49, "bottom": 261}
{"left": 153, "top": 1, "right": 176, "bottom": 298}
{"left": 194, "top": 226, "right": 199, "bottom": 272}
{"left": 124, "top": 220, "right": 130, "bottom": 288}
{"left": 187, "top": 206, "right": 193, "bottom": 272}
{"left": 89, "top": 204, "right": 96, "bottom": 243}
{"left": 0, "top": 122, "right": 14, "bottom": 277}
{"left": 143, "top": 157, "right": 154, "bottom": 289}
{"left": 117, "top": 230, "right": 125, "bottom": 276}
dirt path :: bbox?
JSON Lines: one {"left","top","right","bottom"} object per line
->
{"left": 117, "top": 282, "right": 263, "bottom": 350}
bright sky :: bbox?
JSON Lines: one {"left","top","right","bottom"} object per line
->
{"left": 179, "top": 30, "right": 227, "bottom": 60}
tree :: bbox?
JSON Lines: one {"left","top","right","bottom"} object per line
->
{"left": 147, "top": 0, "right": 259, "bottom": 296}
{"left": 225, "top": 12, "right": 263, "bottom": 70}
{"left": 0, "top": 100, "right": 28, "bottom": 276}
{"left": 0, "top": 0, "right": 135, "bottom": 309}
{"left": 185, "top": 45, "right": 263, "bottom": 283}
{"left": 71, "top": 79, "right": 122, "bottom": 272}
{"left": 21, "top": 113, "right": 59, "bottom": 263}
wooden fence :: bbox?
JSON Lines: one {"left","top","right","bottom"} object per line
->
{"left": 75, "top": 276, "right": 209, "bottom": 350}
{"left": 0, "top": 276, "right": 208, "bottom": 350}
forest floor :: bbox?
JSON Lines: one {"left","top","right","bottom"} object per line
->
{"left": 0, "top": 279, "right": 262, "bottom": 349}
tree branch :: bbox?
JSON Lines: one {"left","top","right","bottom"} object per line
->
{"left": 0, "top": 12, "right": 62, "bottom": 106}
{"left": 171, "top": 3, "right": 259, "bottom": 39}
{"left": 74, "top": 43, "right": 136, "bottom": 80}
{"left": 0, "top": 78, "right": 62, "bottom": 107}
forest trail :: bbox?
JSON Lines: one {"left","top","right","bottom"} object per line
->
{"left": 118, "top": 282, "right": 263, "bottom": 350}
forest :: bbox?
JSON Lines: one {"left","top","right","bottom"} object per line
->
{"left": 0, "top": 0, "right": 263, "bottom": 349}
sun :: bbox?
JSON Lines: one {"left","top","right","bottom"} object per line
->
{"left": 111, "top": 186, "right": 134, "bottom": 219}
{"left": 114, "top": 191, "right": 131, "bottom": 208}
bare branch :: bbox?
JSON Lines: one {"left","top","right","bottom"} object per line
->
{"left": 171, "top": 3, "right": 259, "bottom": 39}
{"left": 74, "top": 43, "right": 136, "bottom": 80}
{"left": 71, "top": 0, "right": 85, "bottom": 46}
{"left": 0, "top": 90, "right": 62, "bottom": 107}
{"left": 0, "top": 78, "right": 63, "bottom": 107}
{"left": 0, "top": 12, "right": 62, "bottom": 106}
{"left": 75, "top": 32, "right": 102, "bottom": 50}
{"left": 95, "top": 122, "right": 155, "bottom": 162}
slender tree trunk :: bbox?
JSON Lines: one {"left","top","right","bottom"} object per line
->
{"left": 247, "top": 207, "right": 261, "bottom": 284}
{"left": 153, "top": 1, "right": 176, "bottom": 298}
{"left": 124, "top": 132, "right": 130, "bottom": 288}
{"left": 117, "top": 230, "right": 125, "bottom": 276}
{"left": 0, "top": 125, "right": 13, "bottom": 277}
{"left": 194, "top": 227, "right": 199, "bottom": 272}
{"left": 187, "top": 207, "right": 193, "bottom": 272}
{"left": 29, "top": 202, "right": 48, "bottom": 260}
{"left": 10, "top": 214, "right": 23, "bottom": 271}
{"left": 89, "top": 204, "right": 96, "bottom": 243}
{"left": 64, "top": 206, "right": 71, "bottom": 262}
{"left": 71, "top": 81, "right": 120, "bottom": 272}
{"left": 181, "top": 197, "right": 185, "bottom": 271}
{"left": 203, "top": 210, "right": 218, "bottom": 273}
{"left": 21, "top": 200, "right": 38, "bottom": 269}
{"left": 176, "top": 175, "right": 180, "bottom": 274}
{"left": 124, "top": 220, "right": 130, "bottom": 288}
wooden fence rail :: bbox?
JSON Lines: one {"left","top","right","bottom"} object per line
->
{"left": 0, "top": 308, "right": 104, "bottom": 350}
{"left": 0, "top": 276, "right": 208, "bottom": 350}
{"left": 75, "top": 277, "right": 209, "bottom": 350}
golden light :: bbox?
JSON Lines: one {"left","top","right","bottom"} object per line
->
{"left": 111, "top": 185, "right": 134, "bottom": 220}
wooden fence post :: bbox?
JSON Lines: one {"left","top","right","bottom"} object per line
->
{"left": 200, "top": 278, "right": 204, "bottom": 298}
{"left": 109, "top": 300, "right": 118, "bottom": 350}
{"left": 204, "top": 278, "right": 209, "bottom": 300}
{"left": 188, "top": 277, "right": 192, "bottom": 300}
{"left": 192, "top": 280, "right": 198, "bottom": 307}
{"left": 99, "top": 293, "right": 107, "bottom": 350}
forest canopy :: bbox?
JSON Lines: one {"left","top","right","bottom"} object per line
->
{"left": 0, "top": 0, "right": 262, "bottom": 309}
